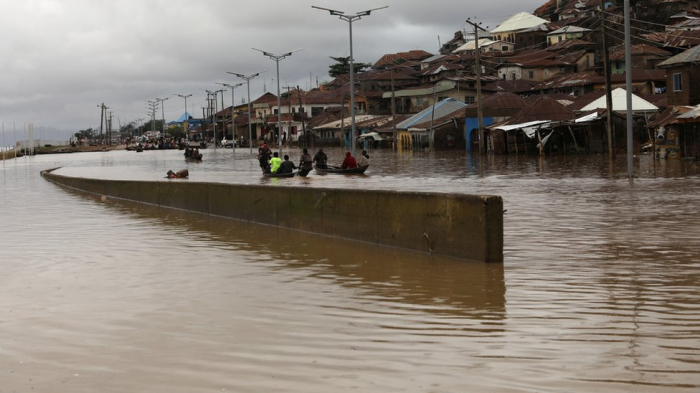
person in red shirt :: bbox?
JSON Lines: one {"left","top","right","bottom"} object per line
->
{"left": 341, "top": 151, "right": 358, "bottom": 169}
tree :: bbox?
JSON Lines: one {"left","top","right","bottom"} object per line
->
{"left": 75, "top": 128, "right": 95, "bottom": 140}
{"left": 328, "top": 56, "right": 371, "bottom": 78}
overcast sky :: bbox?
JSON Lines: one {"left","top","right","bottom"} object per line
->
{"left": 0, "top": 0, "right": 544, "bottom": 141}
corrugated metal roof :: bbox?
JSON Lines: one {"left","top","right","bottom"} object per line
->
{"left": 504, "top": 97, "right": 575, "bottom": 124}
{"left": 382, "top": 82, "right": 455, "bottom": 99}
{"left": 547, "top": 26, "right": 591, "bottom": 35}
{"left": 482, "top": 79, "right": 540, "bottom": 93}
{"left": 374, "top": 50, "right": 433, "bottom": 68}
{"left": 395, "top": 98, "right": 467, "bottom": 129}
{"left": 316, "top": 115, "right": 384, "bottom": 129}
{"left": 491, "top": 12, "right": 548, "bottom": 34}
{"left": 452, "top": 39, "right": 499, "bottom": 53}
{"left": 465, "top": 92, "right": 529, "bottom": 110}
{"left": 641, "top": 31, "right": 700, "bottom": 49}
{"left": 657, "top": 45, "right": 700, "bottom": 67}
{"left": 609, "top": 44, "right": 672, "bottom": 61}
{"left": 677, "top": 104, "right": 700, "bottom": 120}
{"left": 649, "top": 106, "right": 694, "bottom": 127}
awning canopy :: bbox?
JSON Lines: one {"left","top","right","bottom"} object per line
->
{"left": 495, "top": 120, "right": 551, "bottom": 138}
{"left": 357, "top": 132, "right": 383, "bottom": 141}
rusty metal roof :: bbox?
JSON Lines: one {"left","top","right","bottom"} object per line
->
{"left": 373, "top": 50, "right": 433, "bottom": 69}
{"left": 641, "top": 31, "right": 700, "bottom": 49}
{"left": 609, "top": 44, "right": 672, "bottom": 61}
{"left": 466, "top": 92, "right": 529, "bottom": 110}
{"left": 504, "top": 96, "right": 575, "bottom": 124}
{"left": 482, "top": 79, "right": 540, "bottom": 93}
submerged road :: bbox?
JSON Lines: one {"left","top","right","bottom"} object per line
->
{"left": 1, "top": 148, "right": 699, "bottom": 392}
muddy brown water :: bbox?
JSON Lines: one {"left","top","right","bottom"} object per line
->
{"left": 1, "top": 148, "right": 699, "bottom": 392}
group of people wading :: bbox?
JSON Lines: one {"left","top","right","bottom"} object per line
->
{"left": 257, "top": 143, "right": 370, "bottom": 175}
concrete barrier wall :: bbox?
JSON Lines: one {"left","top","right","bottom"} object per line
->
{"left": 42, "top": 169, "right": 504, "bottom": 262}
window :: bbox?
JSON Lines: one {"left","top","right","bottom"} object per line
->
{"left": 502, "top": 45, "right": 509, "bottom": 51}
{"left": 528, "top": 71, "right": 534, "bottom": 79}
{"left": 465, "top": 96, "right": 475, "bottom": 104}
{"left": 416, "top": 97, "right": 424, "bottom": 106}
{"left": 673, "top": 73, "right": 683, "bottom": 92}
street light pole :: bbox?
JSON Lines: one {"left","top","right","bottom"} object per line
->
{"left": 174, "top": 93, "right": 192, "bottom": 144}
{"left": 227, "top": 71, "right": 266, "bottom": 155}
{"left": 312, "top": 5, "right": 387, "bottom": 156}
{"left": 252, "top": 48, "right": 303, "bottom": 157}
{"left": 624, "top": 0, "right": 634, "bottom": 178}
{"left": 218, "top": 82, "right": 244, "bottom": 157}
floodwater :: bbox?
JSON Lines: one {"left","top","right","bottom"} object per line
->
{"left": 1, "top": 147, "right": 699, "bottom": 392}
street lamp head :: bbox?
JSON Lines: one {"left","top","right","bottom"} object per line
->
{"left": 228, "top": 71, "right": 267, "bottom": 79}
{"left": 311, "top": 5, "right": 344, "bottom": 15}
{"left": 284, "top": 48, "right": 304, "bottom": 57}
{"left": 356, "top": 6, "right": 388, "bottom": 16}
{"left": 252, "top": 48, "right": 273, "bottom": 57}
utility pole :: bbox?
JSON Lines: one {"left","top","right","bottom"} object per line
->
{"left": 201, "top": 106, "right": 207, "bottom": 142}
{"left": 602, "top": 19, "right": 615, "bottom": 158}
{"left": 391, "top": 69, "right": 396, "bottom": 150}
{"left": 429, "top": 86, "right": 437, "bottom": 151}
{"left": 466, "top": 18, "right": 487, "bottom": 155}
{"left": 214, "top": 89, "right": 226, "bottom": 148}
{"left": 296, "top": 85, "right": 308, "bottom": 147}
{"left": 156, "top": 97, "right": 169, "bottom": 136}
{"left": 148, "top": 100, "right": 159, "bottom": 136}
{"left": 98, "top": 103, "right": 105, "bottom": 145}
{"left": 108, "top": 111, "right": 114, "bottom": 144}
{"left": 283, "top": 85, "right": 294, "bottom": 114}
{"left": 284, "top": 85, "right": 294, "bottom": 144}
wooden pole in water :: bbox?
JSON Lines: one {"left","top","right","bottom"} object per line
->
{"left": 296, "top": 86, "right": 308, "bottom": 148}
{"left": 536, "top": 126, "right": 544, "bottom": 156}
{"left": 602, "top": 20, "right": 615, "bottom": 158}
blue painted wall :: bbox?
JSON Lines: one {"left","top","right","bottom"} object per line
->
{"left": 465, "top": 117, "right": 495, "bottom": 151}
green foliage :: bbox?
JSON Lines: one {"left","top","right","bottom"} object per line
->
{"left": 328, "top": 56, "right": 371, "bottom": 78}
{"left": 75, "top": 128, "right": 95, "bottom": 139}
{"left": 168, "top": 125, "right": 185, "bottom": 139}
